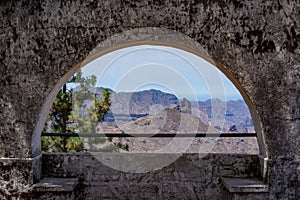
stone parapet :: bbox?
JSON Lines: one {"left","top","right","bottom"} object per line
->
{"left": 39, "top": 153, "right": 261, "bottom": 199}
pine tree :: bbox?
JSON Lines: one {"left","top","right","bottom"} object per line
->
{"left": 42, "top": 75, "right": 81, "bottom": 152}
{"left": 42, "top": 70, "right": 128, "bottom": 152}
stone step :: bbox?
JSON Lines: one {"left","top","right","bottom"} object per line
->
{"left": 222, "top": 178, "right": 269, "bottom": 193}
{"left": 222, "top": 177, "right": 268, "bottom": 200}
{"left": 32, "top": 178, "right": 79, "bottom": 200}
{"left": 222, "top": 177, "right": 268, "bottom": 193}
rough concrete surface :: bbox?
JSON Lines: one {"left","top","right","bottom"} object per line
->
{"left": 0, "top": 0, "right": 299, "bottom": 199}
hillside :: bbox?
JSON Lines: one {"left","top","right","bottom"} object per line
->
{"left": 192, "top": 99, "right": 254, "bottom": 132}
{"left": 95, "top": 107, "right": 258, "bottom": 154}
{"left": 92, "top": 87, "right": 255, "bottom": 132}
{"left": 74, "top": 86, "right": 254, "bottom": 132}
{"left": 75, "top": 87, "right": 258, "bottom": 154}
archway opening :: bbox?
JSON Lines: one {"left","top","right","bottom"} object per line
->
{"left": 40, "top": 44, "right": 261, "bottom": 155}
{"left": 32, "top": 28, "right": 268, "bottom": 177}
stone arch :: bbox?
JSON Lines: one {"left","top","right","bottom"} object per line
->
{"left": 1, "top": 1, "right": 298, "bottom": 198}
{"left": 1, "top": 0, "right": 296, "bottom": 162}
{"left": 32, "top": 27, "right": 268, "bottom": 160}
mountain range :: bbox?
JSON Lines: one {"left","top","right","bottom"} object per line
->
{"left": 93, "top": 87, "right": 254, "bottom": 133}
{"left": 79, "top": 87, "right": 258, "bottom": 154}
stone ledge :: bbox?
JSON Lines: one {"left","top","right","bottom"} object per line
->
{"left": 33, "top": 178, "right": 79, "bottom": 192}
{"left": 222, "top": 177, "right": 268, "bottom": 193}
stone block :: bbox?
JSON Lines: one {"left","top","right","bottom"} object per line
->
{"left": 32, "top": 177, "right": 79, "bottom": 200}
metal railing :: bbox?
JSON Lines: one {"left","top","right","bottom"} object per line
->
{"left": 42, "top": 132, "right": 257, "bottom": 138}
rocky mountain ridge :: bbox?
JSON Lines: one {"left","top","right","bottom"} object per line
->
{"left": 74, "top": 87, "right": 258, "bottom": 154}
{"left": 92, "top": 87, "right": 254, "bottom": 133}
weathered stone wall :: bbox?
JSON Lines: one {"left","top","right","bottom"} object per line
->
{"left": 1, "top": 0, "right": 299, "bottom": 158}
{"left": 41, "top": 153, "right": 260, "bottom": 199}
{"left": 0, "top": 158, "right": 34, "bottom": 198}
{"left": 0, "top": 155, "right": 41, "bottom": 199}
{"left": 268, "top": 155, "right": 300, "bottom": 199}
{"left": 0, "top": 0, "right": 299, "bottom": 199}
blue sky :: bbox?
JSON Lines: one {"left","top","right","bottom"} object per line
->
{"left": 80, "top": 45, "right": 243, "bottom": 101}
